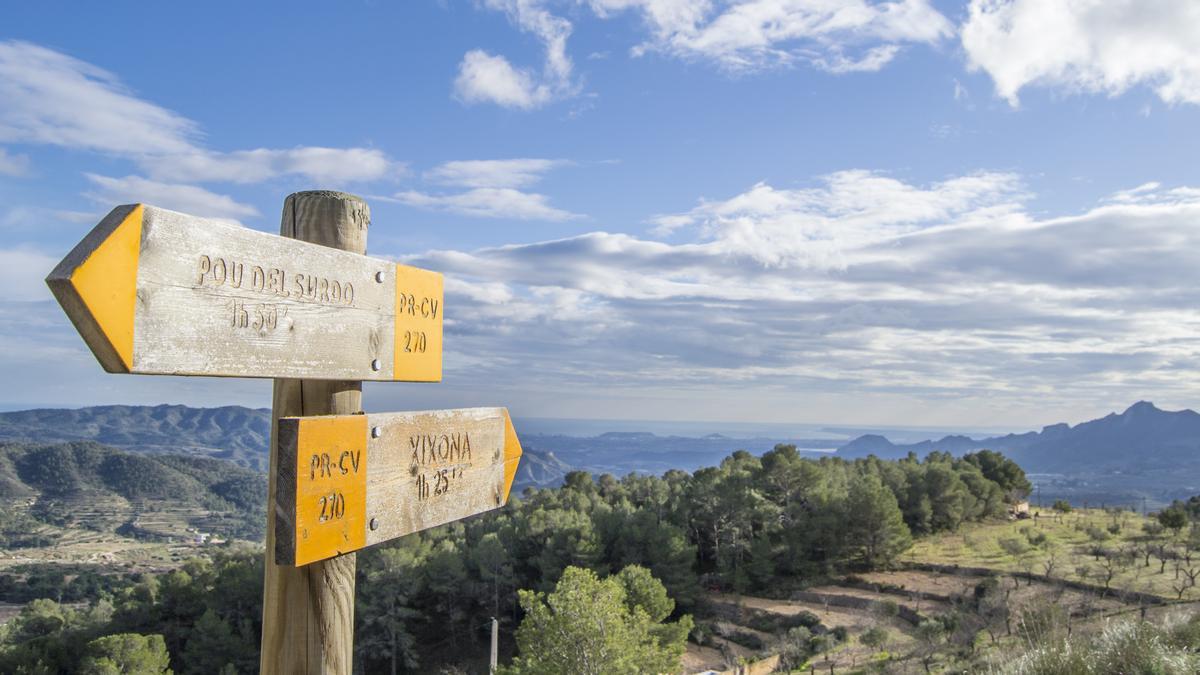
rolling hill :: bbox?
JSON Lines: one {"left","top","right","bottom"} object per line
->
{"left": 0, "top": 404, "right": 271, "bottom": 469}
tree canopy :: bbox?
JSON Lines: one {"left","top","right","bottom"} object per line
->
{"left": 503, "top": 565, "right": 692, "bottom": 675}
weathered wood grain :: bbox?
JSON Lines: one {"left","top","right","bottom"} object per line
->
{"left": 47, "top": 202, "right": 442, "bottom": 381}
{"left": 276, "top": 407, "right": 523, "bottom": 566}
{"left": 261, "top": 191, "right": 366, "bottom": 675}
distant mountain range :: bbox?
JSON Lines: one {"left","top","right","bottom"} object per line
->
{"left": 521, "top": 430, "right": 835, "bottom": 478}
{"left": 837, "top": 401, "right": 1200, "bottom": 473}
{"left": 4, "top": 401, "right": 1200, "bottom": 502}
{"left": 0, "top": 404, "right": 573, "bottom": 491}
{"left": 0, "top": 405, "right": 271, "bottom": 470}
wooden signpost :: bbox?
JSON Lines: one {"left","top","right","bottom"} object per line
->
{"left": 46, "top": 203, "right": 443, "bottom": 381}
{"left": 46, "top": 192, "right": 523, "bottom": 674}
{"left": 275, "top": 407, "right": 523, "bottom": 566}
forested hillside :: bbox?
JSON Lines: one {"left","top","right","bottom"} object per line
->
{"left": 0, "top": 445, "right": 1028, "bottom": 673}
{"left": 0, "top": 441, "right": 266, "bottom": 546}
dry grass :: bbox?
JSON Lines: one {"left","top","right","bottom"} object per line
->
{"left": 906, "top": 509, "right": 1193, "bottom": 601}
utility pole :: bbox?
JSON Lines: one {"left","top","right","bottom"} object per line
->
{"left": 490, "top": 617, "right": 499, "bottom": 674}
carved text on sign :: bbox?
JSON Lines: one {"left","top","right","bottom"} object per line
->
{"left": 197, "top": 254, "right": 358, "bottom": 307}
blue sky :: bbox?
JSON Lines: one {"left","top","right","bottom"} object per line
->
{"left": 2, "top": 1, "right": 1199, "bottom": 429}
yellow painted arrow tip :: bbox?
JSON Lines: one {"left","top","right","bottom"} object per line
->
{"left": 501, "top": 408, "right": 523, "bottom": 503}
{"left": 70, "top": 205, "right": 143, "bottom": 372}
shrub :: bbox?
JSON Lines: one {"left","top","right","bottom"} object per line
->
{"left": 777, "top": 627, "right": 813, "bottom": 670}
{"left": 786, "top": 611, "right": 821, "bottom": 629}
{"left": 861, "top": 626, "right": 889, "bottom": 652}
{"left": 809, "top": 634, "right": 835, "bottom": 654}
{"left": 1052, "top": 499, "right": 1072, "bottom": 513}
{"left": 999, "top": 538, "right": 1029, "bottom": 557}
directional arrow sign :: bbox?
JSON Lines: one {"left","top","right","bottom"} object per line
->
{"left": 274, "top": 407, "right": 523, "bottom": 566}
{"left": 46, "top": 204, "right": 442, "bottom": 381}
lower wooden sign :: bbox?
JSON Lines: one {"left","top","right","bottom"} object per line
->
{"left": 275, "top": 407, "right": 523, "bottom": 566}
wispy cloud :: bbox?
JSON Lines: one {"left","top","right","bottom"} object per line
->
{"left": 0, "top": 247, "right": 58, "bottom": 301}
{"left": 0, "top": 40, "right": 402, "bottom": 186}
{"left": 84, "top": 174, "right": 259, "bottom": 224}
{"left": 395, "top": 158, "right": 580, "bottom": 220}
{"left": 962, "top": 0, "right": 1200, "bottom": 106}
{"left": 425, "top": 159, "right": 573, "bottom": 189}
{"left": 394, "top": 187, "right": 579, "bottom": 221}
{"left": 0, "top": 41, "right": 196, "bottom": 155}
{"left": 0, "top": 147, "right": 30, "bottom": 176}
{"left": 138, "top": 147, "right": 399, "bottom": 185}
{"left": 1, "top": 206, "right": 97, "bottom": 231}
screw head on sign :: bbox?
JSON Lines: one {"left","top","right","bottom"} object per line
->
{"left": 371, "top": 426, "right": 381, "bottom": 438}
{"left": 371, "top": 359, "right": 381, "bottom": 371}
{"left": 369, "top": 518, "right": 378, "bottom": 531}
{"left": 375, "top": 270, "right": 385, "bottom": 283}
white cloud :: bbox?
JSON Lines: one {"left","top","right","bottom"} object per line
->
{"left": 0, "top": 40, "right": 400, "bottom": 184}
{"left": 396, "top": 173, "right": 1200, "bottom": 415}
{"left": 0, "top": 147, "right": 30, "bottom": 176}
{"left": 455, "top": 50, "right": 552, "bottom": 110}
{"left": 589, "top": 0, "right": 953, "bottom": 73}
{"left": 662, "top": 170, "right": 1024, "bottom": 267}
{"left": 394, "top": 187, "right": 579, "bottom": 221}
{"left": 426, "top": 158, "right": 571, "bottom": 189}
{"left": 84, "top": 174, "right": 259, "bottom": 224}
{"left": 455, "top": 0, "right": 576, "bottom": 109}
{"left": 962, "top": 0, "right": 1200, "bottom": 106}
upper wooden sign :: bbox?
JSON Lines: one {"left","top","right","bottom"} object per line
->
{"left": 46, "top": 204, "right": 442, "bottom": 381}
{"left": 275, "top": 407, "right": 523, "bottom": 566}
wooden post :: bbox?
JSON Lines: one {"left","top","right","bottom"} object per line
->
{"left": 261, "top": 191, "right": 370, "bottom": 674}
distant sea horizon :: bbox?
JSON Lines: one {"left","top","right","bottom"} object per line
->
{"left": 0, "top": 401, "right": 1024, "bottom": 447}
{"left": 512, "top": 415, "right": 1024, "bottom": 445}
